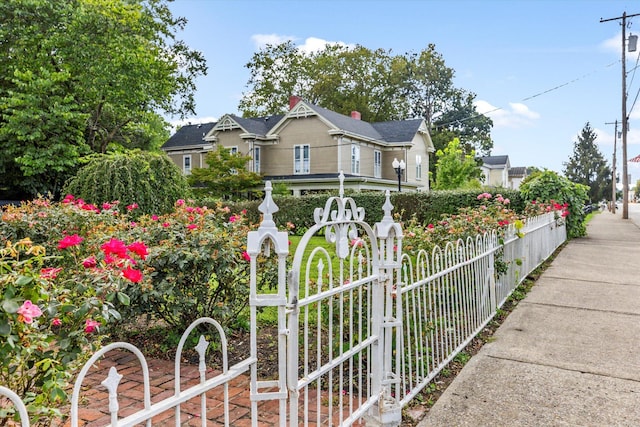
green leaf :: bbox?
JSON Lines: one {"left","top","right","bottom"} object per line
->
{"left": 2, "top": 299, "right": 20, "bottom": 313}
{"left": 116, "top": 292, "right": 130, "bottom": 306}
{"left": 0, "top": 322, "right": 11, "bottom": 336}
{"left": 15, "top": 275, "right": 33, "bottom": 286}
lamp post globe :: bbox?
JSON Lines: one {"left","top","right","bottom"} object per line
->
{"left": 392, "top": 158, "right": 405, "bottom": 192}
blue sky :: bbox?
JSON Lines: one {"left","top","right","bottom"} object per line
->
{"left": 167, "top": 0, "right": 640, "bottom": 183}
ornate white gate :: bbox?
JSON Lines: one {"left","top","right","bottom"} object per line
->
{"left": 247, "top": 173, "right": 404, "bottom": 426}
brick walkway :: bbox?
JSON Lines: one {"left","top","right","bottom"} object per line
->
{"left": 67, "top": 350, "right": 343, "bottom": 426}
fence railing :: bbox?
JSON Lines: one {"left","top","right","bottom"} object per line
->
{"left": 1, "top": 181, "right": 566, "bottom": 426}
{"left": 393, "top": 212, "right": 566, "bottom": 407}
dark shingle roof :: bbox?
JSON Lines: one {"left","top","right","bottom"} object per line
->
{"left": 161, "top": 122, "right": 216, "bottom": 150}
{"left": 161, "top": 100, "right": 426, "bottom": 149}
{"left": 509, "top": 166, "right": 528, "bottom": 177}
{"left": 373, "top": 119, "right": 423, "bottom": 142}
{"left": 230, "top": 114, "right": 284, "bottom": 135}
{"left": 307, "top": 104, "right": 383, "bottom": 140}
{"left": 481, "top": 155, "right": 509, "bottom": 166}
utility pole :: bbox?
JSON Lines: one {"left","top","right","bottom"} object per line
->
{"left": 605, "top": 120, "right": 618, "bottom": 212}
{"left": 601, "top": 12, "right": 640, "bottom": 219}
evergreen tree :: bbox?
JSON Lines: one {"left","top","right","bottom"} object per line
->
{"left": 563, "top": 122, "right": 612, "bottom": 202}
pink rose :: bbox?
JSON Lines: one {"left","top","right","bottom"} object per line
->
{"left": 127, "top": 241, "right": 148, "bottom": 260}
{"left": 84, "top": 319, "right": 100, "bottom": 333}
{"left": 122, "top": 267, "right": 143, "bottom": 283}
{"left": 58, "top": 234, "right": 84, "bottom": 249}
{"left": 40, "top": 267, "right": 62, "bottom": 279}
{"left": 82, "top": 255, "right": 97, "bottom": 268}
{"left": 17, "top": 300, "right": 43, "bottom": 324}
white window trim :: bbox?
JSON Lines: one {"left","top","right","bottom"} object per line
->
{"left": 294, "top": 144, "right": 310, "bottom": 175}
{"left": 183, "top": 154, "right": 192, "bottom": 175}
{"left": 351, "top": 144, "right": 360, "bottom": 175}
{"left": 374, "top": 150, "right": 381, "bottom": 178}
{"left": 254, "top": 146, "right": 260, "bottom": 174}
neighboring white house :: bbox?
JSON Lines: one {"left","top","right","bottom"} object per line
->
{"left": 508, "top": 166, "right": 530, "bottom": 189}
{"left": 480, "top": 155, "right": 529, "bottom": 189}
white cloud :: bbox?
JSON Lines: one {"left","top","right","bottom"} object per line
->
{"left": 298, "top": 37, "right": 353, "bottom": 53}
{"left": 474, "top": 100, "right": 540, "bottom": 128}
{"left": 251, "top": 34, "right": 295, "bottom": 49}
{"left": 251, "top": 34, "right": 354, "bottom": 53}
{"left": 600, "top": 33, "right": 620, "bottom": 54}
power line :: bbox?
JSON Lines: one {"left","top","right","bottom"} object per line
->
{"left": 438, "top": 59, "right": 620, "bottom": 128}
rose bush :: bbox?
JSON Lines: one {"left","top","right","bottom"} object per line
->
{"left": 1, "top": 196, "right": 276, "bottom": 423}
{"left": 403, "top": 193, "right": 524, "bottom": 254}
{"left": 402, "top": 193, "right": 567, "bottom": 275}
{"left": 0, "top": 238, "right": 113, "bottom": 424}
{"left": 120, "top": 199, "right": 278, "bottom": 332}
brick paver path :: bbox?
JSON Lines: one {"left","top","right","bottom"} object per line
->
{"left": 65, "top": 350, "right": 347, "bottom": 426}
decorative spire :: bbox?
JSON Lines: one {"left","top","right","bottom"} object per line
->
{"left": 258, "top": 181, "right": 279, "bottom": 229}
{"left": 101, "top": 367, "right": 123, "bottom": 414}
{"left": 339, "top": 171, "right": 345, "bottom": 199}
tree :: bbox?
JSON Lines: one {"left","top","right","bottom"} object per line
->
{"left": 188, "top": 146, "right": 263, "bottom": 199}
{"left": 563, "top": 122, "right": 612, "bottom": 202}
{"left": 63, "top": 151, "right": 190, "bottom": 216}
{"left": 240, "top": 42, "right": 493, "bottom": 190}
{"left": 0, "top": 0, "right": 206, "bottom": 198}
{"left": 240, "top": 42, "right": 410, "bottom": 122}
{"left": 433, "top": 139, "right": 483, "bottom": 190}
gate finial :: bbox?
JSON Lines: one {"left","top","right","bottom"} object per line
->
{"left": 339, "top": 171, "right": 345, "bottom": 198}
{"left": 258, "top": 181, "right": 279, "bottom": 230}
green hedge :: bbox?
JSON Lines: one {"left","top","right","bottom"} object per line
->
{"left": 201, "top": 189, "right": 525, "bottom": 235}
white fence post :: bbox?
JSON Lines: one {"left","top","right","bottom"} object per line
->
{"left": 246, "top": 181, "right": 290, "bottom": 426}
{"left": 366, "top": 191, "right": 403, "bottom": 427}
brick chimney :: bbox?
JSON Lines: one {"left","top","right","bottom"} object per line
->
{"left": 289, "top": 95, "right": 302, "bottom": 110}
{"left": 351, "top": 111, "right": 361, "bottom": 120}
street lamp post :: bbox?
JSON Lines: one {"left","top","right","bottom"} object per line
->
{"left": 392, "top": 158, "right": 406, "bottom": 192}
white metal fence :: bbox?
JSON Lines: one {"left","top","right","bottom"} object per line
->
{"left": 1, "top": 178, "right": 565, "bottom": 426}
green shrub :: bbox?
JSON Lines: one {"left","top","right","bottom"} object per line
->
{"left": 0, "top": 225, "right": 122, "bottom": 423}
{"left": 519, "top": 170, "right": 588, "bottom": 238}
{"left": 62, "top": 150, "right": 190, "bottom": 216}
{"left": 209, "top": 189, "right": 524, "bottom": 236}
{"left": 120, "top": 200, "right": 277, "bottom": 331}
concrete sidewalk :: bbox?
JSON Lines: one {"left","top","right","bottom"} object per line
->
{"left": 417, "top": 209, "right": 640, "bottom": 426}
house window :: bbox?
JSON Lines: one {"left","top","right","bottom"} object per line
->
{"left": 351, "top": 144, "right": 360, "bottom": 175}
{"left": 254, "top": 147, "right": 260, "bottom": 173}
{"left": 374, "top": 150, "right": 381, "bottom": 178}
{"left": 294, "top": 144, "right": 310, "bottom": 174}
{"left": 228, "top": 146, "right": 238, "bottom": 175}
{"left": 416, "top": 155, "right": 423, "bottom": 180}
{"left": 183, "top": 155, "right": 192, "bottom": 175}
